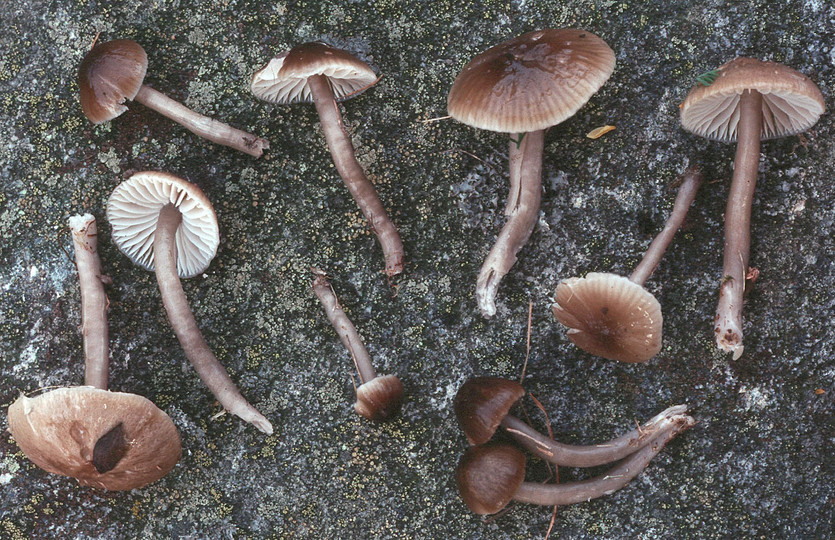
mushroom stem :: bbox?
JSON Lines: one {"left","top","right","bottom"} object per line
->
{"left": 311, "top": 271, "right": 377, "bottom": 384}
{"left": 715, "top": 90, "right": 763, "bottom": 359}
{"left": 500, "top": 404, "right": 689, "bottom": 467}
{"left": 134, "top": 85, "right": 269, "bottom": 158}
{"left": 476, "top": 129, "right": 544, "bottom": 317}
{"left": 629, "top": 166, "right": 703, "bottom": 286}
{"left": 306, "top": 74, "right": 405, "bottom": 277}
{"left": 153, "top": 203, "right": 273, "bottom": 434}
{"left": 69, "top": 214, "right": 109, "bottom": 390}
{"left": 505, "top": 135, "right": 525, "bottom": 215}
{"left": 512, "top": 411, "right": 693, "bottom": 506}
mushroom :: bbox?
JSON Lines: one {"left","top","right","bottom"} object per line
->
{"left": 552, "top": 166, "right": 704, "bottom": 362}
{"left": 107, "top": 172, "right": 273, "bottom": 434}
{"left": 312, "top": 269, "right": 404, "bottom": 421}
{"left": 680, "top": 58, "right": 824, "bottom": 358}
{"left": 251, "top": 42, "right": 404, "bottom": 276}
{"left": 79, "top": 39, "right": 268, "bottom": 157}
{"left": 455, "top": 376, "right": 690, "bottom": 467}
{"left": 447, "top": 29, "right": 616, "bottom": 317}
{"left": 7, "top": 214, "right": 181, "bottom": 490}
{"left": 456, "top": 409, "right": 694, "bottom": 515}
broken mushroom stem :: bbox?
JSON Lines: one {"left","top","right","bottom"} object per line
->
{"left": 153, "top": 203, "right": 273, "bottom": 434}
{"left": 307, "top": 74, "right": 404, "bottom": 277}
{"left": 715, "top": 90, "right": 763, "bottom": 359}
{"left": 629, "top": 165, "right": 704, "bottom": 286}
{"left": 69, "top": 214, "right": 109, "bottom": 390}
{"left": 134, "top": 86, "right": 268, "bottom": 158}
{"left": 476, "top": 129, "right": 544, "bottom": 317}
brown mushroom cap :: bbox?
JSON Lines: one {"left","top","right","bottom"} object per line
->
{"left": 354, "top": 374, "right": 404, "bottom": 422}
{"left": 78, "top": 39, "right": 148, "bottom": 124}
{"left": 552, "top": 272, "right": 662, "bottom": 363}
{"left": 454, "top": 377, "right": 525, "bottom": 445}
{"left": 7, "top": 387, "right": 181, "bottom": 490}
{"left": 447, "top": 28, "right": 615, "bottom": 133}
{"left": 680, "top": 57, "right": 825, "bottom": 142}
{"left": 107, "top": 171, "right": 219, "bottom": 279}
{"left": 251, "top": 42, "right": 378, "bottom": 104}
{"left": 456, "top": 442, "right": 526, "bottom": 515}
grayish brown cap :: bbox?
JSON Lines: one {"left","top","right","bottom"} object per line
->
{"left": 78, "top": 39, "right": 148, "bottom": 124}
{"left": 552, "top": 272, "right": 662, "bottom": 363}
{"left": 447, "top": 28, "right": 615, "bottom": 133}
{"left": 456, "top": 442, "right": 526, "bottom": 515}
{"left": 107, "top": 171, "right": 219, "bottom": 279}
{"left": 680, "top": 57, "right": 825, "bottom": 142}
{"left": 251, "top": 42, "right": 378, "bottom": 104}
{"left": 7, "top": 387, "right": 181, "bottom": 490}
{"left": 354, "top": 374, "right": 404, "bottom": 422}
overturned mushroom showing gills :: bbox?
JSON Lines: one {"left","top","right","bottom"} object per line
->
{"left": 79, "top": 39, "right": 268, "bottom": 157}
{"left": 447, "top": 29, "right": 615, "bottom": 317}
{"left": 6, "top": 214, "right": 181, "bottom": 490}
{"left": 312, "top": 270, "right": 404, "bottom": 421}
{"left": 455, "top": 377, "right": 689, "bottom": 467}
{"left": 107, "top": 172, "right": 273, "bottom": 434}
{"left": 680, "top": 58, "right": 824, "bottom": 359}
{"left": 552, "top": 166, "right": 703, "bottom": 362}
{"left": 456, "top": 409, "right": 694, "bottom": 515}
{"left": 251, "top": 43, "right": 404, "bottom": 276}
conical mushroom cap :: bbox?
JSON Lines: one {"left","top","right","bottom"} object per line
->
{"left": 7, "top": 387, "right": 181, "bottom": 491}
{"left": 107, "top": 171, "right": 219, "bottom": 279}
{"left": 354, "top": 375, "right": 404, "bottom": 422}
{"left": 454, "top": 377, "right": 525, "bottom": 445}
{"left": 78, "top": 39, "right": 148, "bottom": 124}
{"left": 552, "top": 272, "right": 662, "bottom": 363}
{"left": 456, "top": 442, "right": 526, "bottom": 515}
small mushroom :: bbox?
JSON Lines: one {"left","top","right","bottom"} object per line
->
{"left": 7, "top": 214, "right": 181, "bottom": 490}
{"left": 107, "top": 172, "right": 273, "bottom": 434}
{"left": 456, "top": 410, "right": 694, "bottom": 515}
{"left": 251, "top": 43, "right": 404, "bottom": 276}
{"left": 312, "top": 269, "right": 404, "bottom": 421}
{"left": 455, "top": 377, "right": 689, "bottom": 467}
{"left": 79, "top": 39, "right": 268, "bottom": 157}
{"left": 552, "top": 166, "right": 703, "bottom": 362}
{"left": 680, "top": 58, "right": 824, "bottom": 358}
{"left": 447, "top": 29, "right": 615, "bottom": 317}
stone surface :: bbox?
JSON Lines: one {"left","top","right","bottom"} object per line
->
{"left": 1, "top": 0, "right": 833, "bottom": 538}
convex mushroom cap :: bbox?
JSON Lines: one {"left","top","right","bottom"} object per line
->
{"left": 78, "top": 39, "right": 148, "bottom": 124}
{"left": 8, "top": 387, "right": 181, "bottom": 490}
{"left": 454, "top": 376, "right": 525, "bottom": 445}
{"left": 107, "top": 171, "right": 219, "bottom": 278}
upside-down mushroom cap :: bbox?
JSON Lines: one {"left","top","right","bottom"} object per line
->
{"left": 107, "top": 171, "right": 219, "bottom": 279}
{"left": 354, "top": 374, "right": 404, "bottom": 422}
{"left": 680, "top": 57, "right": 825, "bottom": 142}
{"left": 456, "top": 442, "right": 526, "bottom": 515}
{"left": 552, "top": 272, "right": 663, "bottom": 363}
{"left": 447, "top": 28, "right": 615, "bottom": 133}
{"left": 7, "top": 387, "right": 181, "bottom": 490}
{"left": 78, "top": 39, "right": 148, "bottom": 124}
{"left": 454, "top": 377, "right": 525, "bottom": 445}
{"left": 251, "top": 42, "right": 378, "bottom": 104}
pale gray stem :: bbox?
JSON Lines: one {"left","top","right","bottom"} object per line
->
{"left": 311, "top": 271, "right": 377, "bottom": 384}
{"left": 512, "top": 411, "right": 693, "bottom": 506}
{"left": 505, "top": 134, "right": 524, "bottom": 215}
{"left": 715, "top": 90, "right": 763, "bottom": 359}
{"left": 476, "top": 129, "right": 544, "bottom": 318}
{"left": 69, "top": 214, "right": 109, "bottom": 390}
{"left": 501, "top": 404, "right": 689, "bottom": 467}
{"left": 154, "top": 204, "right": 273, "bottom": 434}
{"left": 308, "top": 74, "right": 404, "bottom": 276}
{"left": 134, "top": 85, "right": 269, "bottom": 158}
{"left": 629, "top": 166, "right": 703, "bottom": 286}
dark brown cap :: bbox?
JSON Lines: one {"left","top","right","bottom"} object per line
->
{"left": 354, "top": 374, "right": 404, "bottom": 422}
{"left": 78, "top": 39, "right": 148, "bottom": 124}
{"left": 447, "top": 29, "right": 615, "bottom": 133}
{"left": 552, "top": 272, "right": 662, "bottom": 363}
{"left": 106, "top": 171, "right": 219, "bottom": 279}
{"left": 7, "top": 387, "right": 181, "bottom": 490}
{"left": 251, "top": 42, "right": 378, "bottom": 104}
{"left": 680, "top": 57, "right": 825, "bottom": 142}
{"left": 454, "top": 377, "right": 525, "bottom": 445}
{"left": 456, "top": 442, "right": 526, "bottom": 515}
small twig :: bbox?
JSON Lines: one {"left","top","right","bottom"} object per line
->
{"left": 421, "top": 115, "right": 451, "bottom": 123}
{"left": 519, "top": 300, "right": 533, "bottom": 383}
